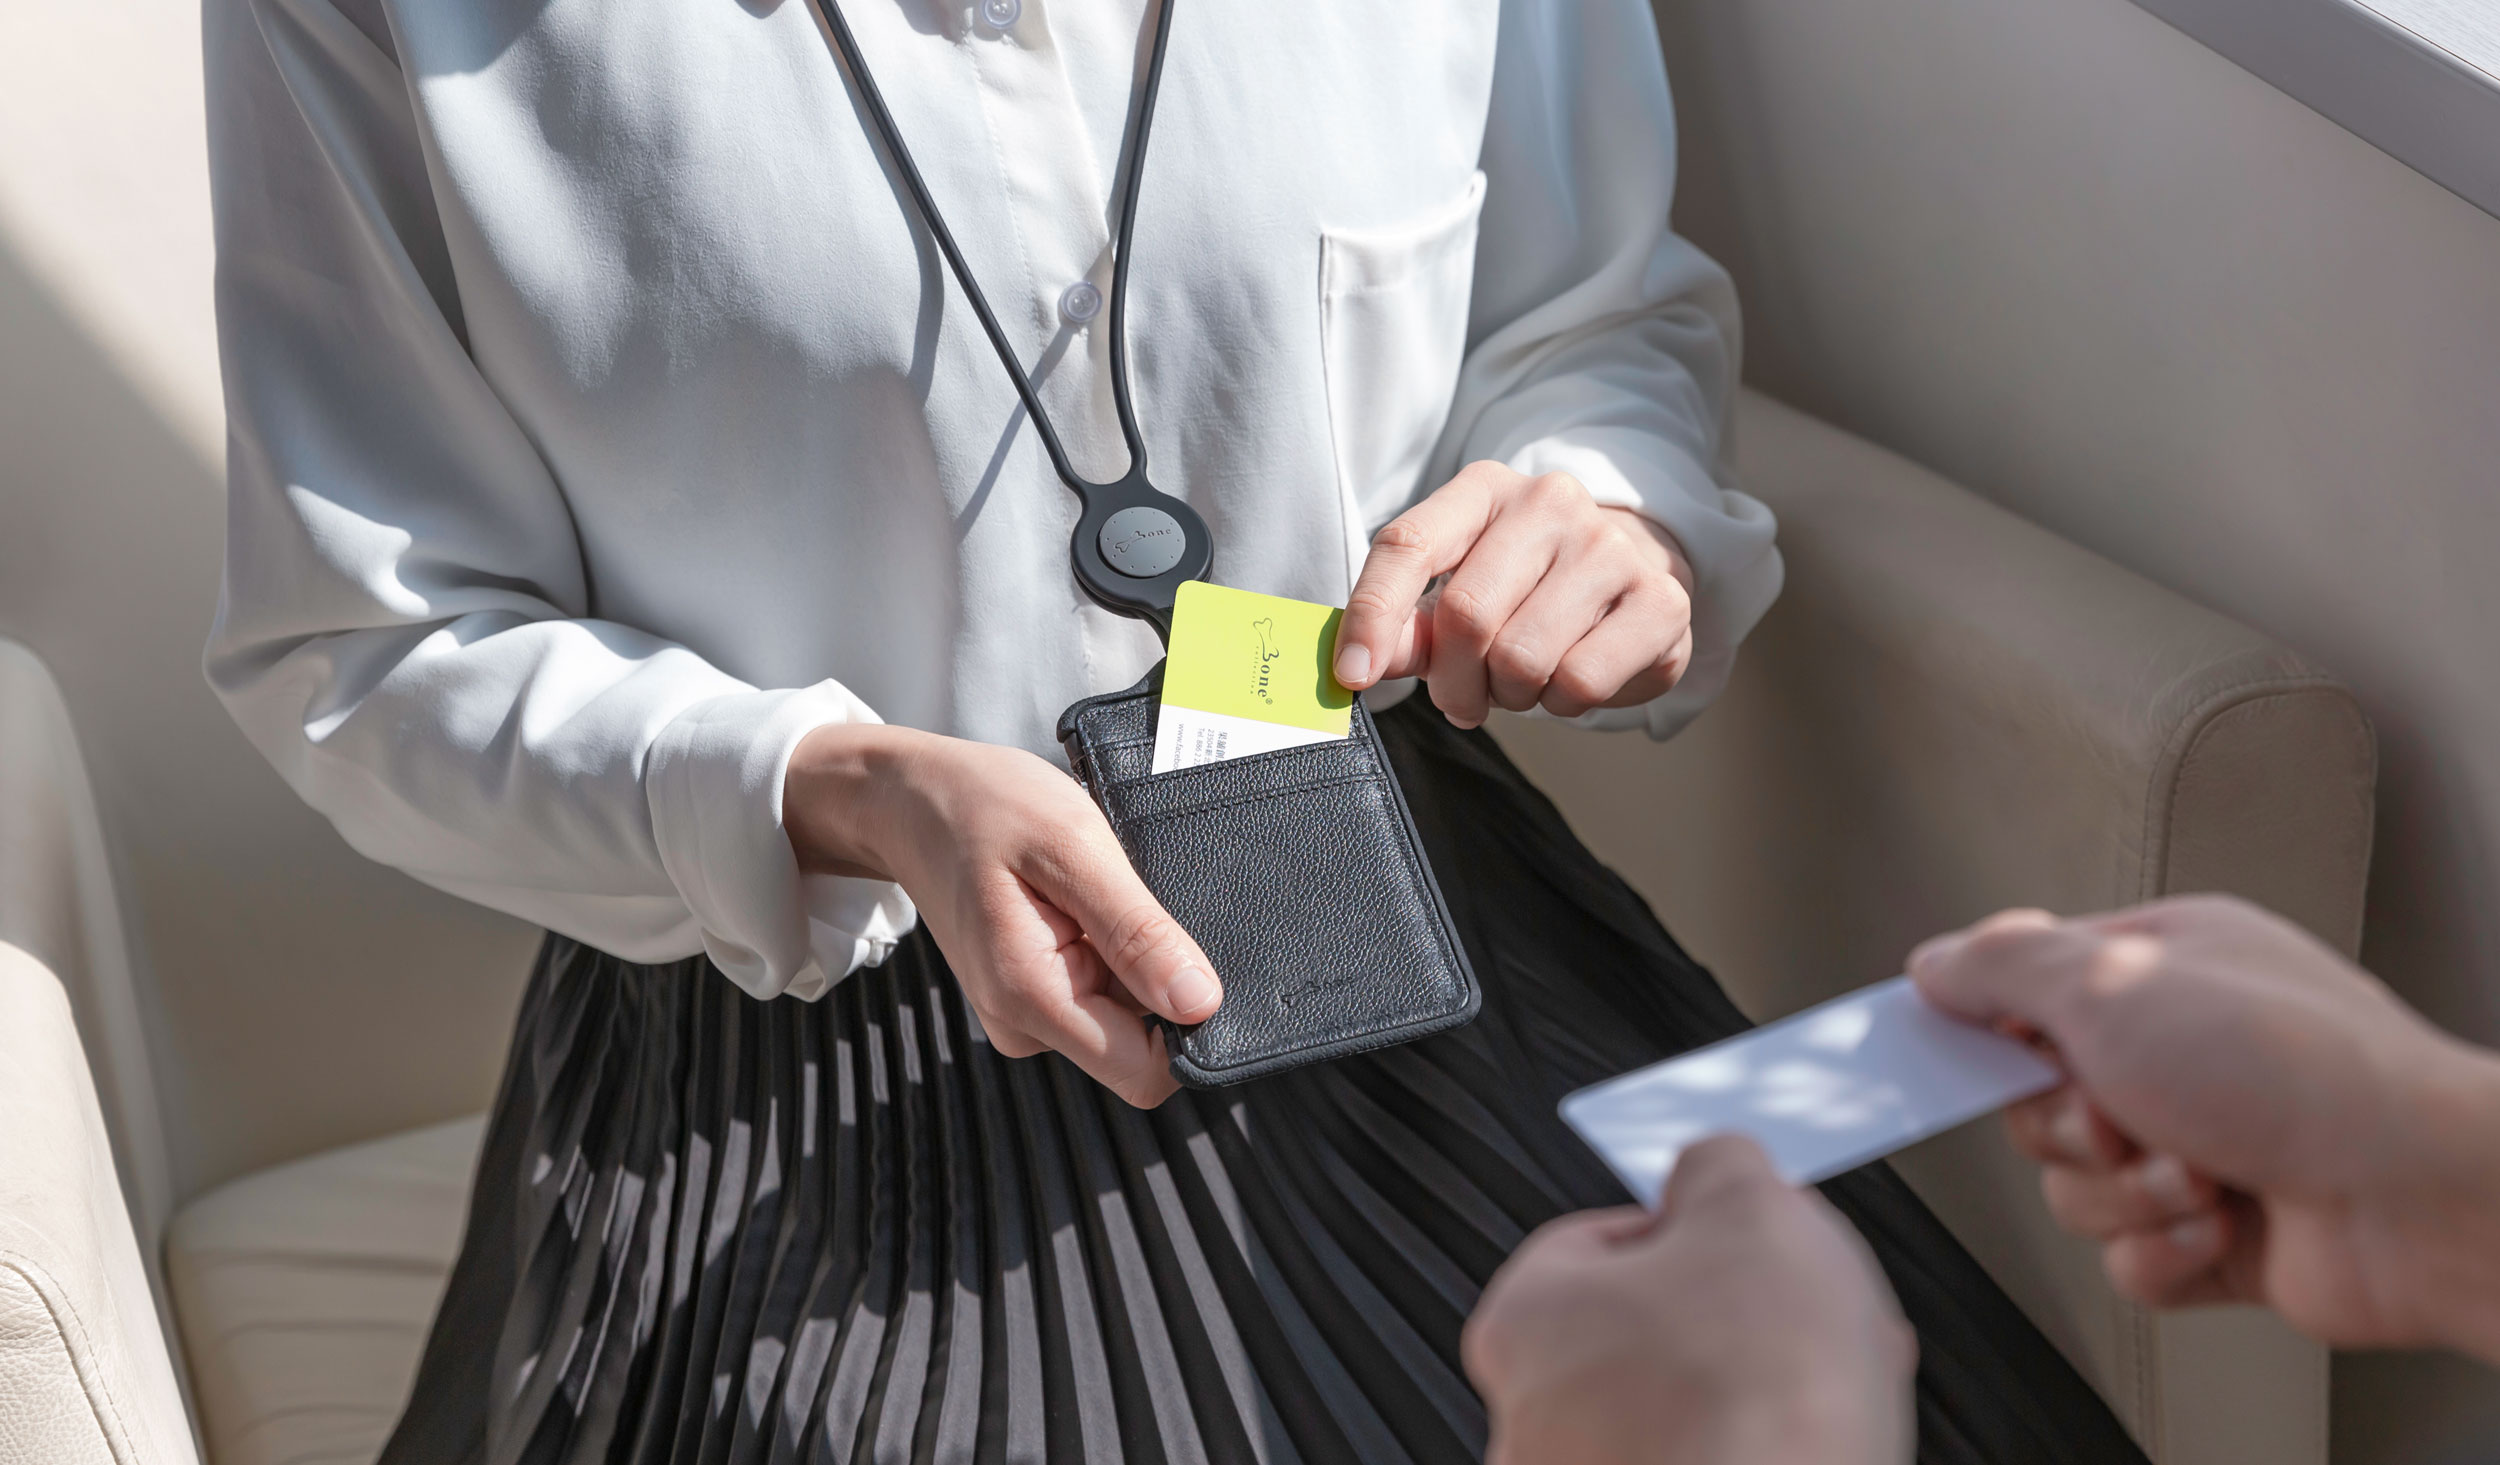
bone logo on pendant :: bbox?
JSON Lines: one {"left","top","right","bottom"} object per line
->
{"left": 1099, "top": 505, "right": 1187, "bottom": 578}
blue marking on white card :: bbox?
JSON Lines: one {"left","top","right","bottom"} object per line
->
{"left": 1559, "top": 976, "right": 2062, "bottom": 1202}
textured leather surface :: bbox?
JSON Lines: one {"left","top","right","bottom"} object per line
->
{"left": 1061, "top": 672, "right": 1479, "bottom": 1085}
{"left": 0, "top": 943, "right": 197, "bottom": 1465}
{"left": 164, "top": 1117, "right": 480, "bottom": 1465}
{"left": 1494, "top": 388, "right": 2363, "bottom": 1465}
{"left": 0, "top": 1264, "right": 121, "bottom": 1465}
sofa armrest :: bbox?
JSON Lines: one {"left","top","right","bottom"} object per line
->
{"left": 1493, "top": 389, "right": 2371, "bottom": 1465}
{"left": 0, "top": 942, "right": 198, "bottom": 1465}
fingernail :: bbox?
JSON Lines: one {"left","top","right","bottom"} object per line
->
{"left": 1335, "top": 644, "right": 1371, "bottom": 687}
{"left": 2168, "top": 1213, "right": 2222, "bottom": 1256}
{"left": 1908, "top": 933, "right": 1964, "bottom": 972}
{"left": 2051, "top": 1101, "right": 2097, "bottom": 1161}
{"left": 1165, "top": 965, "right": 1220, "bottom": 1018}
{"left": 2139, "top": 1154, "right": 2197, "bottom": 1211}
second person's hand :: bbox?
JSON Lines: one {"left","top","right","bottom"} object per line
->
{"left": 783, "top": 723, "right": 1221, "bottom": 1108}
{"left": 1464, "top": 1135, "right": 1915, "bottom": 1465}
{"left": 1332, "top": 463, "right": 1694, "bottom": 727}
{"left": 1910, "top": 897, "right": 2500, "bottom": 1359}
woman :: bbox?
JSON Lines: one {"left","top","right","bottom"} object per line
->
{"left": 204, "top": 0, "right": 2143, "bottom": 1460}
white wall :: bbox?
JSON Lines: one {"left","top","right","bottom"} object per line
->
{"left": 1649, "top": 0, "right": 2500, "bottom": 1457}
{"left": 0, "top": 6, "right": 540, "bottom": 1202}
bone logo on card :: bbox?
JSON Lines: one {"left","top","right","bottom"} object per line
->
{"left": 1251, "top": 618, "right": 1281, "bottom": 705}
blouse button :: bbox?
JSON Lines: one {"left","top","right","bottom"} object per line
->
{"left": 979, "top": 0, "right": 1021, "bottom": 29}
{"left": 1059, "top": 280, "right": 1103, "bottom": 326}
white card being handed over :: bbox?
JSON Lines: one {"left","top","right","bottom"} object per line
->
{"left": 1559, "top": 976, "right": 2061, "bottom": 1202}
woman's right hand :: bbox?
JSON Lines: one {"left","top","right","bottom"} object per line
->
{"left": 783, "top": 724, "right": 1222, "bottom": 1108}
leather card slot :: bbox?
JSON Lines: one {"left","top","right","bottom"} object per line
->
{"left": 1111, "top": 771, "right": 1378, "bottom": 831}
{"left": 1058, "top": 679, "right": 1480, "bottom": 1086}
{"left": 1114, "top": 774, "right": 1468, "bottom": 1075}
{"left": 1080, "top": 733, "right": 1161, "bottom": 786}
{"left": 1074, "top": 704, "right": 1157, "bottom": 743}
{"left": 1100, "top": 735, "right": 1381, "bottom": 818}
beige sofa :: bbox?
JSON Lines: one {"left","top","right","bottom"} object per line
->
{"left": 0, "top": 390, "right": 2369, "bottom": 1465}
{"left": 1494, "top": 391, "right": 2373, "bottom": 1463}
{"left": 0, "top": 943, "right": 196, "bottom": 1465}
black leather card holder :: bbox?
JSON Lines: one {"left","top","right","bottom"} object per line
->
{"left": 1057, "top": 666, "right": 1482, "bottom": 1087}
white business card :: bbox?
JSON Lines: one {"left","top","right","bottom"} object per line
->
{"left": 1151, "top": 582, "right": 1355, "bottom": 774}
{"left": 1151, "top": 704, "right": 1343, "bottom": 773}
{"left": 1559, "top": 976, "right": 2062, "bottom": 1202}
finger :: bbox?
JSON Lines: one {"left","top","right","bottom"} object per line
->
{"left": 1062, "top": 986, "right": 1183, "bottom": 1107}
{"left": 998, "top": 936, "right": 1182, "bottom": 1107}
{"left": 2103, "top": 1209, "right": 2238, "bottom": 1306}
{"left": 1021, "top": 824, "right": 1222, "bottom": 1026}
{"left": 2005, "top": 1088, "right": 2134, "bottom": 1168}
{"left": 1465, "top": 1204, "right": 1665, "bottom": 1402}
{"left": 1425, "top": 591, "right": 1496, "bottom": 729}
{"left": 2092, "top": 892, "right": 2256, "bottom": 940}
{"left": 1540, "top": 579, "right": 1692, "bottom": 717}
{"left": 2041, "top": 1154, "right": 2219, "bottom": 1238}
{"left": 1435, "top": 504, "right": 1572, "bottom": 717}
{"left": 1336, "top": 474, "right": 1496, "bottom": 690}
{"left": 1907, "top": 908, "right": 2084, "bottom": 1029}
{"left": 1368, "top": 599, "right": 1435, "bottom": 684}
{"left": 1096, "top": 964, "right": 1153, "bottom": 1019}
{"left": 1482, "top": 542, "right": 1628, "bottom": 713}
{"left": 1427, "top": 540, "right": 1557, "bottom": 728}
{"left": 1657, "top": 1133, "right": 1787, "bottom": 1223}
{"left": 1032, "top": 893, "right": 1083, "bottom": 950}
{"left": 1907, "top": 907, "right": 2061, "bottom": 984}
{"left": 1507, "top": 1206, "right": 1661, "bottom": 1269}
{"left": 1576, "top": 1204, "right": 1664, "bottom": 1246}
{"left": 951, "top": 978, "right": 1047, "bottom": 1059}
{"left": 1801, "top": 1189, "right": 1913, "bottom": 1326}
{"left": 978, "top": 1015, "right": 1049, "bottom": 1060}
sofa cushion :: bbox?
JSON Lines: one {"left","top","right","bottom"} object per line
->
{"left": 165, "top": 1118, "right": 481, "bottom": 1465}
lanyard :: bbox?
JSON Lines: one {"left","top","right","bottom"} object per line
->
{"left": 806, "top": 0, "right": 1212, "bottom": 641}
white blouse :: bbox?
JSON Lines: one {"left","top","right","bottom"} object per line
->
{"left": 204, "top": 0, "right": 1782, "bottom": 1002}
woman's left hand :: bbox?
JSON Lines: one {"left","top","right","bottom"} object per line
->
{"left": 1331, "top": 463, "right": 1694, "bottom": 727}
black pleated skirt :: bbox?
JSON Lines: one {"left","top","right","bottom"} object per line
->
{"left": 380, "top": 701, "right": 2148, "bottom": 1465}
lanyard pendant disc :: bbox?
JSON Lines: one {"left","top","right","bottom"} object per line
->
{"left": 1071, "top": 469, "right": 1212, "bottom": 639}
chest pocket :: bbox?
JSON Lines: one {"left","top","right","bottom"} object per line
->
{"left": 1317, "top": 171, "right": 1489, "bottom": 591}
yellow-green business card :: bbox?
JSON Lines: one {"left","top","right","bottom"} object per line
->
{"left": 1161, "top": 581, "right": 1353, "bottom": 735}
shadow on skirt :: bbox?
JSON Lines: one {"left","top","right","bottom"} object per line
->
{"left": 379, "top": 702, "right": 2149, "bottom": 1465}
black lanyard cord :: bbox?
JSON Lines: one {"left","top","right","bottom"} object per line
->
{"left": 805, "top": 0, "right": 1175, "bottom": 496}
{"left": 804, "top": 0, "right": 1210, "bottom": 637}
{"left": 1103, "top": 0, "right": 1176, "bottom": 481}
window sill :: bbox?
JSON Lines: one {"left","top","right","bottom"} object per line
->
{"left": 2127, "top": 0, "right": 2500, "bottom": 223}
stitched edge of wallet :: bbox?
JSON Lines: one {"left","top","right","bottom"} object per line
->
{"left": 1099, "top": 731, "right": 1376, "bottom": 798}
{"left": 1105, "top": 765, "right": 1379, "bottom": 827}
{"left": 1057, "top": 671, "right": 1485, "bottom": 1086}
{"left": 1165, "top": 696, "right": 1482, "bottom": 1085}
{"left": 1162, "top": 994, "right": 1482, "bottom": 1085}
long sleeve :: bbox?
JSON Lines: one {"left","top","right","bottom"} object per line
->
{"left": 1434, "top": 0, "right": 1784, "bottom": 738}
{"left": 201, "top": 0, "right": 911, "bottom": 999}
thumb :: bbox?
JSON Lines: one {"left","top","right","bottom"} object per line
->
{"left": 1656, "top": 1133, "right": 1788, "bottom": 1225}
{"left": 1907, "top": 908, "right": 2081, "bottom": 1032}
{"left": 1335, "top": 485, "right": 1482, "bottom": 690}
{"left": 1025, "top": 823, "right": 1222, "bottom": 1026}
